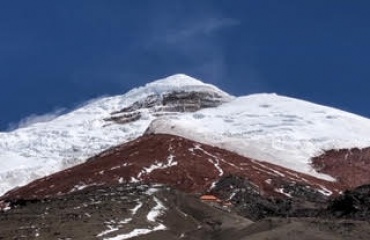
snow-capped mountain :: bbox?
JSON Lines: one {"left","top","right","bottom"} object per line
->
{"left": 1, "top": 73, "right": 370, "bottom": 196}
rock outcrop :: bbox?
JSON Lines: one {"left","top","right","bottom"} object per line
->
{"left": 106, "top": 90, "right": 229, "bottom": 124}
{"left": 323, "top": 184, "right": 370, "bottom": 221}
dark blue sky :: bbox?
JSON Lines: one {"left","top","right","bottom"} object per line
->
{"left": 1, "top": 1, "right": 369, "bottom": 130}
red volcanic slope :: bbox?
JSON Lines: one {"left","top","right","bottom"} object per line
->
{"left": 312, "top": 147, "right": 370, "bottom": 189}
{"left": 2, "top": 134, "right": 343, "bottom": 200}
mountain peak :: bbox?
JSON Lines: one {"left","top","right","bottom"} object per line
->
{"left": 149, "top": 73, "right": 206, "bottom": 86}
{"left": 123, "top": 74, "right": 232, "bottom": 101}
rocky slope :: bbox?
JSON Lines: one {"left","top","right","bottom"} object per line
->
{"left": 323, "top": 184, "right": 370, "bottom": 221}
{"left": 2, "top": 183, "right": 370, "bottom": 240}
{"left": 312, "top": 147, "right": 370, "bottom": 188}
{"left": 0, "top": 183, "right": 253, "bottom": 240}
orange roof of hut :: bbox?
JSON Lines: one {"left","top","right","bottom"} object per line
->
{"left": 200, "top": 195, "right": 221, "bottom": 202}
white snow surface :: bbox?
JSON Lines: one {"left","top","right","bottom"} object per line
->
{"left": 147, "top": 93, "right": 370, "bottom": 180}
{"left": 0, "top": 74, "right": 232, "bottom": 195}
{"left": 2, "top": 74, "right": 370, "bottom": 195}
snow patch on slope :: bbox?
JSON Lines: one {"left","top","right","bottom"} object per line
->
{"left": 137, "top": 155, "right": 177, "bottom": 179}
{"left": 101, "top": 194, "right": 166, "bottom": 240}
{"left": 147, "top": 93, "right": 370, "bottom": 180}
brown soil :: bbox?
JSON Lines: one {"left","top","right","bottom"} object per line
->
{"left": 312, "top": 147, "right": 370, "bottom": 189}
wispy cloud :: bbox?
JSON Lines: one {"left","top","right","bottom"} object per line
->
{"left": 7, "top": 108, "right": 65, "bottom": 130}
{"left": 160, "top": 18, "right": 239, "bottom": 44}
{"left": 65, "top": 4, "right": 244, "bottom": 91}
{"left": 7, "top": 95, "right": 110, "bottom": 131}
{"left": 141, "top": 14, "right": 240, "bottom": 84}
